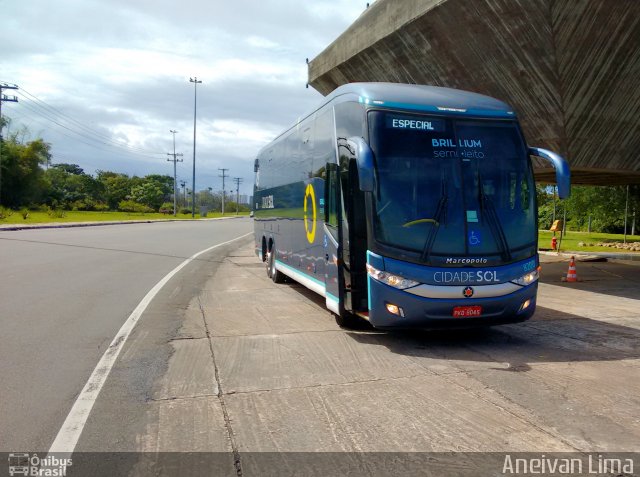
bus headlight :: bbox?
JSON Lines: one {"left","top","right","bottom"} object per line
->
{"left": 511, "top": 270, "right": 539, "bottom": 286}
{"left": 366, "top": 264, "right": 419, "bottom": 290}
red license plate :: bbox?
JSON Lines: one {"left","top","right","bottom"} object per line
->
{"left": 452, "top": 306, "right": 482, "bottom": 318}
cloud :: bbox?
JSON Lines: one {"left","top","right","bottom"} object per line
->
{"left": 0, "top": 0, "right": 368, "bottom": 195}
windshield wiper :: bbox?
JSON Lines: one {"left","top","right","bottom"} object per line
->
{"left": 477, "top": 169, "right": 511, "bottom": 261}
{"left": 420, "top": 175, "right": 447, "bottom": 263}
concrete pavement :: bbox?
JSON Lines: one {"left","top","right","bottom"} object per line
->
{"left": 65, "top": 241, "right": 640, "bottom": 475}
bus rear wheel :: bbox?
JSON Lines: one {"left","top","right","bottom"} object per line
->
{"left": 268, "top": 246, "right": 285, "bottom": 283}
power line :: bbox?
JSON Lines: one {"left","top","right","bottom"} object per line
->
{"left": 13, "top": 92, "right": 165, "bottom": 160}
{"left": 17, "top": 87, "right": 165, "bottom": 156}
{"left": 20, "top": 89, "right": 147, "bottom": 152}
{"left": 0, "top": 83, "right": 168, "bottom": 161}
{"left": 10, "top": 98, "right": 162, "bottom": 161}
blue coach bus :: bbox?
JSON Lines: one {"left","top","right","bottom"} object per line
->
{"left": 253, "top": 83, "right": 570, "bottom": 329}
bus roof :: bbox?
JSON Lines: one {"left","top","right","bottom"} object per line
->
{"left": 258, "top": 82, "right": 516, "bottom": 155}
{"left": 325, "top": 82, "right": 516, "bottom": 119}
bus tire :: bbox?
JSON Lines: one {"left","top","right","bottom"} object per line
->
{"left": 268, "top": 247, "right": 285, "bottom": 283}
{"left": 334, "top": 311, "right": 361, "bottom": 329}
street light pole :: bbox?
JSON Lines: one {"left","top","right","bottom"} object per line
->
{"left": 189, "top": 77, "right": 202, "bottom": 218}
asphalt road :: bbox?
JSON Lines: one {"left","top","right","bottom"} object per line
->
{"left": 0, "top": 218, "right": 252, "bottom": 452}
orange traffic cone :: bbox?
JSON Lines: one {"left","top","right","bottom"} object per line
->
{"left": 565, "top": 256, "right": 578, "bottom": 282}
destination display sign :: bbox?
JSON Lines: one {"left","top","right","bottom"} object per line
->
{"left": 386, "top": 115, "right": 445, "bottom": 132}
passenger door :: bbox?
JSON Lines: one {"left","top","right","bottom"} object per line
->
{"left": 323, "top": 162, "right": 343, "bottom": 315}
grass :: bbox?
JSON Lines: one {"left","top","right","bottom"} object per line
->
{"left": 539, "top": 229, "right": 640, "bottom": 253}
{"left": 2, "top": 210, "right": 636, "bottom": 255}
{"left": 0, "top": 210, "right": 249, "bottom": 224}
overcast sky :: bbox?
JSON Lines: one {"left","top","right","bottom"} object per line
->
{"left": 0, "top": 0, "right": 366, "bottom": 197}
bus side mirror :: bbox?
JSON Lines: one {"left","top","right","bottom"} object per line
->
{"left": 529, "top": 147, "right": 571, "bottom": 199}
{"left": 347, "top": 137, "right": 374, "bottom": 192}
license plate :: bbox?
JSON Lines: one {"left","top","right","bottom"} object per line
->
{"left": 452, "top": 306, "right": 482, "bottom": 318}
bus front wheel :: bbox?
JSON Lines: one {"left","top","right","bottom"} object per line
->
{"left": 334, "top": 311, "right": 363, "bottom": 329}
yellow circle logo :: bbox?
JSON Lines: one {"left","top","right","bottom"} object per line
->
{"left": 303, "top": 183, "right": 317, "bottom": 243}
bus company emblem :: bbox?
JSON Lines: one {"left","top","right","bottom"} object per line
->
{"left": 463, "top": 286, "right": 474, "bottom": 298}
{"left": 303, "top": 183, "right": 317, "bottom": 244}
{"left": 445, "top": 257, "right": 488, "bottom": 264}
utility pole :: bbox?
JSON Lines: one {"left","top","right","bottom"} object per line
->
{"left": 219, "top": 168, "right": 229, "bottom": 215}
{"left": 189, "top": 77, "right": 202, "bottom": 217}
{"left": 233, "top": 177, "right": 243, "bottom": 215}
{"left": 180, "top": 180, "right": 186, "bottom": 208}
{"left": 0, "top": 83, "right": 19, "bottom": 206}
{"left": 167, "top": 129, "right": 183, "bottom": 216}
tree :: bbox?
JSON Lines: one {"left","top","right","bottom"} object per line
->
{"left": 197, "top": 189, "right": 221, "bottom": 211}
{"left": 0, "top": 137, "right": 51, "bottom": 207}
{"left": 128, "top": 174, "right": 173, "bottom": 210}
{"left": 129, "top": 181, "right": 165, "bottom": 210}
{"left": 52, "top": 163, "right": 85, "bottom": 175}
{"left": 144, "top": 174, "right": 173, "bottom": 193}
{"left": 45, "top": 163, "right": 104, "bottom": 209}
{"left": 536, "top": 185, "right": 556, "bottom": 229}
{"left": 97, "top": 171, "right": 133, "bottom": 210}
{"left": 546, "top": 185, "right": 640, "bottom": 233}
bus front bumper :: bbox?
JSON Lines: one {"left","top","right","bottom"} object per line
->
{"left": 367, "top": 278, "right": 537, "bottom": 329}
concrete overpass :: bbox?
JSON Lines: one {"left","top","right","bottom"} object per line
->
{"left": 308, "top": 0, "right": 640, "bottom": 185}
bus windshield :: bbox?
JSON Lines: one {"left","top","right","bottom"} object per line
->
{"left": 368, "top": 110, "right": 536, "bottom": 265}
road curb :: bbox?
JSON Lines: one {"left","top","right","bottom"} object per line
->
{"left": 538, "top": 249, "right": 640, "bottom": 262}
{"left": 0, "top": 215, "right": 245, "bottom": 232}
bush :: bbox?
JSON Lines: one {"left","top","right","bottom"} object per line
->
{"left": 69, "top": 199, "right": 97, "bottom": 211}
{"left": 0, "top": 207, "right": 13, "bottom": 220}
{"left": 94, "top": 202, "right": 110, "bottom": 212}
{"left": 159, "top": 202, "right": 174, "bottom": 215}
{"left": 20, "top": 208, "right": 30, "bottom": 220}
{"left": 118, "top": 200, "right": 154, "bottom": 213}
{"left": 46, "top": 207, "right": 66, "bottom": 218}
{"left": 179, "top": 208, "right": 192, "bottom": 215}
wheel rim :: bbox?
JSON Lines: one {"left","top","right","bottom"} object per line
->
{"left": 266, "top": 251, "right": 272, "bottom": 277}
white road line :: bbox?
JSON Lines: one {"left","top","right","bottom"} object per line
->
{"left": 48, "top": 232, "right": 252, "bottom": 453}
